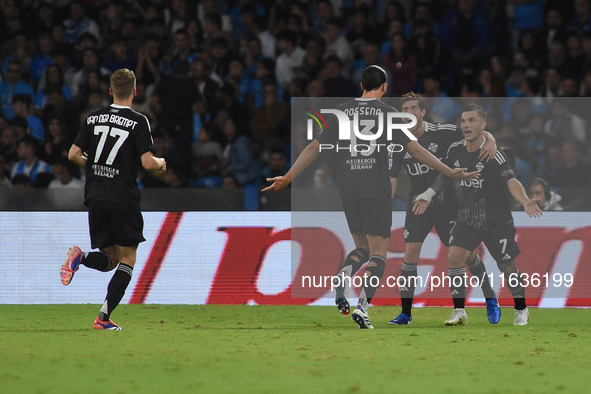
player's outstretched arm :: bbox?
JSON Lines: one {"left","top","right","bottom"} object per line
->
{"left": 262, "top": 140, "right": 321, "bottom": 192}
{"left": 480, "top": 131, "right": 497, "bottom": 162}
{"left": 406, "top": 140, "right": 479, "bottom": 181}
{"left": 141, "top": 151, "right": 166, "bottom": 177}
{"left": 68, "top": 144, "right": 87, "bottom": 167}
{"left": 412, "top": 172, "right": 452, "bottom": 215}
{"left": 507, "top": 178, "right": 543, "bottom": 218}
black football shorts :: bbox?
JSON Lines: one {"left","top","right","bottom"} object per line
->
{"left": 342, "top": 198, "right": 392, "bottom": 238}
{"left": 449, "top": 221, "right": 521, "bottom": 263}
{"left": 404, "top": 201, "right": 458, "bottom": 246}
{"left": 88, "top": 200, "right": 146, "bottom": 249}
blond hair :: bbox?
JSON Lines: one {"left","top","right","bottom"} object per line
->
{"left": 110, "top": 68, "right": 136, "bottom": 99}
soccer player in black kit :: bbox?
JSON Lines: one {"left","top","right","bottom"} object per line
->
{"left": 263, "top": 66, "right": 478, "bottom": 329}
{"left": 388, "top": 93, "right": 501, "bottom": 326}
{"left": 60, "top": 69, "right": 166, "bottom": 330}
{"left": 414, "top": 104, "right": 542, "bottom": 326}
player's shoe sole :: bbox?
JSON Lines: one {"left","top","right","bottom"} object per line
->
{"left": 93, "top": 317, "right": 123, "bottom": 330}
{"left": 486, "top": 297, "right": 501, "bottom": 324}
{"left": 60, "top": 246, "right": 82, "bottom": 285}
{"left": 351, "top": 306, "right": 374, "bottom": 329}
{"left": 444, "top": 308, "right": 468, "bottom": 326}
{"left": 388, "top": 312, "right": 412, "bottom": 325}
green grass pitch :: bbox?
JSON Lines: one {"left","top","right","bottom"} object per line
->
{"left": 1, "top": 305, "right": 589, "bottom": 393}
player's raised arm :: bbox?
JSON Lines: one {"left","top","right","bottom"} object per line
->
{"left": 507, "top": 178, "right": 543, "bottom": 218}
{"left": 405, "top": 140, "right": 479, "bottom": 181}
{"left": 262, "top": 139, "right": 321, "bottom": 192}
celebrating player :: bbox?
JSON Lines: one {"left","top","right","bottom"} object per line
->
{"left": 263, "top": 65, "right": 478, "bottom": 329}
{"left": 388, "top": 93, "right": 501, "bottom": 326}
{"left": 61, "top": 68, "right": 166, "bottom": 330}
{"left": 414, "top": 104, "right": 542, "bottom": 326}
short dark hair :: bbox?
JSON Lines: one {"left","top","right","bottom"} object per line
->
{"left": 19, "top": 134, "right": 39, "bottom": 150}
{"left": 400, "top": 92, "right": 425, "bottom": 110}
{"left": 361, "top": 65, "right": 388, "bottom": 91}
{"left": 9, "top": 115, "right": 28, "bottom": 131}
{"left": 462, "top": 104, "right": 487, "bottom": 120}
{"left": 12, "top": 94, "right": 32, "bottom": 108}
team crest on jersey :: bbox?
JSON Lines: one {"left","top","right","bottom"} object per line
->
{"left": 428, "top": 142, "right": 438, "bottom": 153}
{"left": 404, "top": 152, "right": 412, "bottom": 159}
{"left": 476, "top": 162, "right": 484, "bottom": 171}
{"left": 403, "top": 229, "right": 409, "bottom": 239}
{"left": 454, "top": 160, "right": 460, "bottom": 167}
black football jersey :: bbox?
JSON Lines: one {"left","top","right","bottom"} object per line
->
{"left": 444, "top": 139, "right": 516, "bottom": 230}
{"left": 389, "top": 122, "right": 462, "bottom": 203}
{"left": 74, "top": 104, "right": 155, "bottom": 206}
{"left": 316, "top": 98, "right": 415, "bottom": 203}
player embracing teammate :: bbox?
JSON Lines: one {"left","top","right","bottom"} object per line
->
{"left": 414, "top": 104, "right": 542, "bottom": 326}
{"left": 388, "top": 93, "right": 502, "bottom": 326}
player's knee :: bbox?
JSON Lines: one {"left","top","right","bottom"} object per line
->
{"left": 348, "top": 247, "right": 369, "bottom": 264}
{"left": 404, "top": 247, "right": 421, "bottom": 265}
{"left": 496, "top": 260, "right": 515, "bottom": 274}
{"left": 448, "top": 251, "right": 465, "bottom": 268}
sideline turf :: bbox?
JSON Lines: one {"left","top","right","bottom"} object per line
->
{"left": 0, "top": 305, "right": 588, "bottom": 393}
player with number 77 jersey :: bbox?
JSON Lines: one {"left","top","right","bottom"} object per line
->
{"left": 62, "top": 68, "right": 166, "bottom": 330}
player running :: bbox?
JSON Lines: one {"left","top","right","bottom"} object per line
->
{"left": 388, "top": 93, "right": 501, "bottom": 326}
{"left": 413, "top": 104, "right": 542, "bottom": 326}
{"left": 61, "top": 69, "right": 166, "bottom": 330}
{"left": 263, "top": 66, "right": 478, "bottom": 329}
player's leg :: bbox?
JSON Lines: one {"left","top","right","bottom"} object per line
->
{"left": 61, "top": 201, "right": 118, "bottom": 285}
{"left": 444, "top": 222, "right": 481, "bottom": 325}
{"left": 94, "top": 202, "right": 145, "bottom": 330}
{"left": 484, "top": 227, "right": 528, "bottom": 326}
{"left": 351, "top": 199, "right": 391, "bottom": 329}
{"left": 94, "top": 244, "right": 137, "bottom": 330}
{"left": 335, "top": 200, "right": 370, "bottom": 315}
{"left": 463, "top": 250, "right": 501, "bottom": 324}
{"left": 389, "top": 242, "right": 421, "bottom": 325}
{"left": 352, "top": 234, "right": 389, "bottom": 329}
{"left": 333, "top": 232, "right": 369, "bottom": 315}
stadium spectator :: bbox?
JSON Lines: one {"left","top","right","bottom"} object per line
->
{"left": 221, "top": 174, "right": 239, "bottom": 188}
{"left": 63, "top": 1, "right": 99, "bottom": 45}
{"left": 527, "top": 178, "right": 563, "bottom": 211}
{"left": 544, "top": 99, "right": 586, "bottom": 144}
{"left": 35, "top": 63, "right": 74, "bottom": 113}
{"left": 249, "top": 80, "right": 288, "bottom": 152}
{"left": 421, "top": 76, "right": 460, "bottom": 123}
{"left": 161, "top": 28, "right": 198, "bottom": 77}
{"left": 0, "top": 154, "right": 10, "bottom": 188}
{"left": 261, "top": 147, "right": 289, "bottom": 188}
{"left": 353, "top": 41, "right": 392, "bottom": 96}
{"left": 10, "top": 134, "right": 51, "bottom": 183}
{"left": 40, "top": 117, "right": 69, "bottom": 165}
{"left": 410, "top": 19, "right": 443, "bottom": 82}
{"left": 552, "top": 140, "right": 591, "bottom": 189}
{"left": 0, "top": 59, "right": 36, "bottom": 120}
{"left": 222, "top": 117, "right": 259, "bottom": 186}
{"left": 41, "top": 84, "right": 80, "bottom": 143}
{"left": 0, "top": 125, "right": 18, "bottom": 164}
{"left": 135, "top": 33, "right": 162, "bottom": 88}
{"left": 48, "top": 156, "right": 83, "bottom": 189}
{"left": 29, "top": 34, "right": 55, "bottom": 87}
{"left": 101, "top": 39, "right": 135, "bottom": 75}
{"left": 324, "top": 17, "right": 354, "bottom": 75}
{"left": 567, "top": 0, "right": 591, "bottom": 34}
{"left": 321, "top": 56, "right": 358, "bottom": 97}
{"left": 541, "top": 8, "right": 567, "bottom": 50}
{"left": 382, "top": 33, "right": 417, "bottom": 96}
{"left": 11, "top": 173, "right": 32, "bottom": 189}
{"left": 71, "top": 48, "right": 111, "bottom": 98}
{"left": 275, "top": 30, "right": 306, "bottom": 90}
{"left": 11, "top": 94, "right": 45, "bottom": 143}
{"left": 192, "top": 123, "right": 223, "bottom": 178}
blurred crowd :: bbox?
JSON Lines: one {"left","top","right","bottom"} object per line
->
{"left": 1, "top": 0, "right": 591, "bottom": 209}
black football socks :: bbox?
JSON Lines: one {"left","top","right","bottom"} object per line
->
{"left": 98, "top": 263, "right": 133, "bottom": 322}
